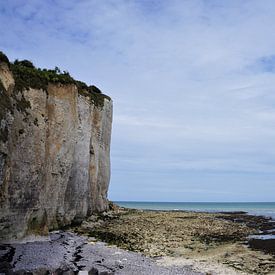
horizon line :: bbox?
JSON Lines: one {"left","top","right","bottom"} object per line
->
{"left": 114, "top": 200, "right": 275, "bottom": 203}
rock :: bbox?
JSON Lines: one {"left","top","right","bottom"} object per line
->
{"left": 81, "top": 221, "right": 104, "bottom": 231}
{"left": 224, "top": 252, "right": 230, "bottom": 257}
{"left": 248, "top": 238, "right": 275, "bottom": 254}
{"left": 0, "top": 56, "right": 113, "bottom": 241}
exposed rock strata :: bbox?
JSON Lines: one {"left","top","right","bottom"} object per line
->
{"left": 0, "top": 59, "right": 112, "bottom": 240}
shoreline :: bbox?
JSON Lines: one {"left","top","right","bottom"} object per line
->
{"left": 114, "top": 201, "right": 275, "bottom": 220}
{"left": 1, "top": 208, "right": 275, "bottom": 274}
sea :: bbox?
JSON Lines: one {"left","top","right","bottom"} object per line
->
{"left": 115, "top": 201, "right": 275, "bottom": 220}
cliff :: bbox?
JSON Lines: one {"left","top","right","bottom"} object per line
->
{"left": 0, "top": 53, "right": 112, "bottom": 240}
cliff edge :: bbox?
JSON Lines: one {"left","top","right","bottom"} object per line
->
{"left": 0, "top": 53, "right": 113, "bottom": 240}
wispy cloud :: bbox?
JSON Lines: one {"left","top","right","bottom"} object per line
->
{"left": 1, "top": 0, "right": 275, "bottom": 201}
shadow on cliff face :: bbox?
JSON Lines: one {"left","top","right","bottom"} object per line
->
{"left": 0, "top": 152, "right": 7, "bottom": 186}
{"left": 0, "top": 244, "right": 15, "bottom": 273}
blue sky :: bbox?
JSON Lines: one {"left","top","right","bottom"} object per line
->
{"left": 1, "top": 0, "right": 275, "bottom": 202}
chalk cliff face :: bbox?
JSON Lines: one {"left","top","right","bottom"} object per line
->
{"left": 0, "top": 58, "right": 112, "bottom": 240}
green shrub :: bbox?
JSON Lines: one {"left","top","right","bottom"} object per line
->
{"left": 14, "top": 59, "right": 35, "bottom": 68}
{"left": 90, "top": 85, "right": 102, "bottom": 94}
{"left": 1, "top": 52, "right": 111, "bottom": 108}
{"left": 0, "top": 51, "right": 9, "bottom": 64}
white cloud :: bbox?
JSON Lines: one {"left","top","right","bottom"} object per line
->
{"left": 1, "top": 0, "right": 275, "bottom": 201}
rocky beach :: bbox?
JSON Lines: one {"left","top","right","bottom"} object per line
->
{"left": 1, "top": 207, "right": 275, "bottom": 274}
{"left": 75, "top": 207, "right": 275, "bottom": 274}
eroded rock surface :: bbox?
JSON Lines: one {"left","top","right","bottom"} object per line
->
{"left": 0, "top": 60, "right": 112, "bottom": 240}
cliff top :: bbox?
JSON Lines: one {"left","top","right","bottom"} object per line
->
{"left": 0, "top": 51, "right": 111, "bottom": 107}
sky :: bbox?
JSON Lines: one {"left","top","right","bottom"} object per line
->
{"left": 1, "top": 0, "right": 275, "bottom": 202}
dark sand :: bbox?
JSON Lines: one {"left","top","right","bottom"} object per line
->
{"left": 0, "top": 231, "right": 202, "bottom": 275}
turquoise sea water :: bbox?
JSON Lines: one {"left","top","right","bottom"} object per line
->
{"left": 115, "top": 201, "right": 275, "bottom": 219}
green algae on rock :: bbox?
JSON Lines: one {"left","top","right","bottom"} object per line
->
{"left": 74, "top": 208, "right": 275, "bottom": 274}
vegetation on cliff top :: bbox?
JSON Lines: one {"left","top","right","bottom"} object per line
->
{"left": 0, "top": 51, "right": 111, "bottom": 107}
{"left": 0, "top": 51, "right": 10, "bottom": 64}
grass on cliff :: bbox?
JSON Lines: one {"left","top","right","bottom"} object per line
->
{"left": 0, "top": 51, "right": 110, "bottom": 108}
